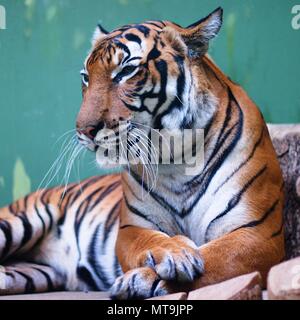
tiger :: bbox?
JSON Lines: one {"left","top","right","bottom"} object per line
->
{"left": 0, "top": 7, "right": 284, "bottom": 299}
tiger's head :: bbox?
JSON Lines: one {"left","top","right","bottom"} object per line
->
{"left": 76, "top": 7, "right": 223, "bottom": 167}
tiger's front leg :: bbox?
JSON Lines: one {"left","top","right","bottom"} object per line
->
{"left": 111, "top": 226, "right": 204, "bottom": 299}
{"left": 112, "top": 209, "right": 284, "bottom": 300}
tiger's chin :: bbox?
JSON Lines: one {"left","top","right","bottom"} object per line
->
{"left": 95, "top": 146, "right": 122, "bottom": 170}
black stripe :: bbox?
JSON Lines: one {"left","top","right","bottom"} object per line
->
{"left": 126, "top": 56, "right": 142, "bottom": 64}
{"left": 115, "top": 40, "right": 131, "bottom": 64}
{"left": 59, "top": 183, "right": 78, "bottom": 201}
{"left": 127, "top": 170, "right": 185, "bottom": 233}
{"left": 74, "top": 200, "right": 89, "bottom": 237}
{"left": 40, "top": 189, "right": 54, "bottom": 230}
{"left": 121, "top": 99, "right": 151, "bottom": 113}
{"left": 122, "top": 177, "right": 143, "bottom": 202}
{"left": 18, "top": 211, "right": 33, "bottom": 248}
{"left": 205, "top": 120, "right": 240, "bottom": 169}
{"left": 4, "top": 271, "right": 15, "bottom": 279}
{"left": 73, "top": 182, "right": 118, "bottom": 234}
{"left": 97, "top": 23, "right": 109, "bottom": 35}
{"left": 14, "top": 270, "right": 36, "bottom": 293}
{"left": 120, "top": 224, "right": 134, "bottom": 229}
{"left": 271, "top": 218, "right": 284, "bottom": 238}
{"left": 89, "top": 181, "right": 121, "bottom": 212}
{"left": 186, "top": 7, "right": 222, "bottom": 29}
{"left": 128, "top": 273, "right": 138, "bottom": 299}
{"left": 114, "top": 255, "right": 122, "bottom": 278}
{"left": 74, "top": 182, "right": 120, "bottom": 265}
{"left": 69, "top": 176, "right": 103, "bottom": 207}
{"left": 124, "top": 196, "right": 165, "bottom": 233}
{"left": 153, "top": 55, "right": 185, "bottom": 128}
{"left": 44, "top": 205, "right": 54, "bottom": 230}
{"left": 76, "top": 266, "right": 99, "bottom": 291}
{"left": 204, "top": 113, "right": 216, "bottom": 139}
{"left": 8, "top": 203, "right": 17, "bottom": 215}
{"left": 214, "top": 127, "right": 264, "bottom": 194}
{"left": 146, "top": 252, "right": 156, "bottom": 268}
{"left": 57, "top": 191, "right": 74, "bottom": 228}
{"left": 23, "top": 195, "right": 29, "bottom": 208}
{"left": 233, "top": 199, "right": 279, "bottom": 232}
{"left": 0, "top": 220, "right": 12, "bottom": 259}
{"left": 32, "top": 267, "right": 54, "bottom": 291}
{"left": 205, "top": 93, "right": 233, "bottom": 166}
{"left": 34, "top": 205, "right": 46, "bottom": 237}
{"left": 135, "top": 71, "right": 149, "bottom": 88}
{"left": 135, "top": 25, "right": 150, "bottom": 37}
{"left": 88, "top": 224, "right": 112, "bottom": 289}
{"left": 150, "top": 279, "right": 161, "bottom": 297}
{"left": 32, "top": 205, "right": 50, "bottom": 248}
{"left": 145, "top": 21, "right": 164, "bottom": 29}
{"left": 182, "top": 88, "right": 244, "bottom": 216}
{"left": 102, "top": 200, "right": 121, "bottom": 249}
{"left": 124, "top": 33, "right": 142, "bottom": 45}
{"left": 205, "top": 165, "right": 267, "bottom": 241}
{"left": 147, "top": 43, "right": 161, "bottom": 62}
{"left": 129, "top": 169, "right": 179, "bottom": 215}
{"left": 152, "top": 60, "right": 168, "bottom": 117}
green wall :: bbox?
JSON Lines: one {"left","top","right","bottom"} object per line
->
{"left": 0, "top": 0, "right": 299, "bottom": 207}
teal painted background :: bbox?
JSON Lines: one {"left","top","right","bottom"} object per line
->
{"left": 0, "top": 0, "right": 299, "bottom": 207}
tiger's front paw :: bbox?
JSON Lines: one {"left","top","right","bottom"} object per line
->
{"left": 110, "top": 267, "right": 169, "bottom": 300}
{"left": 137, "top": 235, "right": 204, "bottom": 282}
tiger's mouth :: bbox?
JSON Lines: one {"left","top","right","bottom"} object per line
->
{"left": 94, "top": 122, "right": 131, "bottom": 147}
{"left": 77, "top": 120, "right": 157, "bottom": 168}
{"left": 77, "top": 121, "right": 131, "bottom": 151}
{"left": 76, "top": 131, "right": 98, "bottom": 152}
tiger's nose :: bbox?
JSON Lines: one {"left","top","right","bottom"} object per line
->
{"left": 78, "top": 121, "right": 105, "bottom": 140}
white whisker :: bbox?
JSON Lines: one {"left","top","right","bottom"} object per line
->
{"left": 37, "top": 134, "right": 76, "bottom": 193}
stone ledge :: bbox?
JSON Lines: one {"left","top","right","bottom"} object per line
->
{"left": 0, "top": 291, "right": 111, "bottom": 300}
{"left": 267, "top": 257, "right": 300, "bottom": 300}
{"left": 268, "top": 123, "right": 300, "bottom": 259}
{"left": 147, "top": 292, "right": 187, "bottom": 300}
{"left": 187, "top": 272, "right": 262, "bottom": 300}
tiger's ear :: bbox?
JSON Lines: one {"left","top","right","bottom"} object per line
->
{"left": 160, "top": 27, "right": 188, "bottom": 57}
{"left": 92, "top": 23, "right": 109, "bottom": 46}
{"left": 179, "top": 7, "right": 223, "bottom": 57}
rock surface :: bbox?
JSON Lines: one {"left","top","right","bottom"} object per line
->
{"left": 0, "top": 291, "right": 111, "bottom": 300}
{"left": 267, "top": 257, "right": 300, "bottom": 300}
{"left": 187, "top": 272, "right": 262, "bottom": 300}
{"left": 148, "top": 292, "right": 187, "bottom": 300}
{"left": 268, "top": 124, "right": 300, "bottom": 259}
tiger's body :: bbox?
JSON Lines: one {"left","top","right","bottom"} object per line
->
{"left": 0, "top": 8, "right": 284, "bottom": 298}
{"left": 0, "top": 175, "right": 123, "bottom": 294}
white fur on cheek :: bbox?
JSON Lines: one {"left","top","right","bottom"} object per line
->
{"left": 96, "top": 147, "right": 120, "bottom": 169}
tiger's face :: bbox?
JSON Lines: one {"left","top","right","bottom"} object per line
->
{"left": 76, "top": 8, "right": 223, "bottom": 167}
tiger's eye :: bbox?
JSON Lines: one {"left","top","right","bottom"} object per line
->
{"left": 121, "top": 65, "right": 136, "bottom": 76}
{"left": 113, "top": 65, "right": 137, "bottom": 83}
{"left": 83, "top": 74, "right": 89, "bottom": 83}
